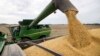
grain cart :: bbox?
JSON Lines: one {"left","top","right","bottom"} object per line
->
{"left": 10, "top": 19, "right": 51, "bottom": 41}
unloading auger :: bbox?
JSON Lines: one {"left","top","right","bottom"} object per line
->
{"left": 29, "top": 0, "right": 78, "bottom": 28}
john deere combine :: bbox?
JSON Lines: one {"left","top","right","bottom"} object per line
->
{"left": 10, "top": 19, "right": 51, "bottom": 41}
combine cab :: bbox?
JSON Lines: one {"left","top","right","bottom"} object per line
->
{"left": 10, "top": 19, "right": 51, "bottom": 41}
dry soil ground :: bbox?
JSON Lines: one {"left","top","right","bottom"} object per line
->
{"left": 24, "top": 24, "right": 100, "bottom": 56}
{"left": 50, "top": 24, "right": 100, "bottom": 37}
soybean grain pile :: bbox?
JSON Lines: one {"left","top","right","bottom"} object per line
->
{"left": 24, "top": 11, "right": 100, "bottom": 56}
{"left": 66, "top": 11, "right": 92, "bottom": 48}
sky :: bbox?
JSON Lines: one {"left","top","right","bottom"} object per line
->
{"left": 0, "top": 0, "right": 100, "bottom": 24}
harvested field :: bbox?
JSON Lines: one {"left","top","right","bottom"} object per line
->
{"left": 0, "top": 22, "right": 100, "bottom": 56}
{"left": 24, "top": 29, "right": 100, "bottom": 56}
{"left": 24, "top": 11, "right": 100, "bottom": 56}
{"left": 50, "top": 24, "right": 100, "bottom": 37}
{"left": 0, "top": 24, "right": 12, "bottom": 41}
{"left": 0, "top": 24, "right": 10, "bottom": 35}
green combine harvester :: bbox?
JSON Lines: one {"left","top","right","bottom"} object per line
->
{"left": 10, "top": 19, "right": 51, "bottom": 41}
